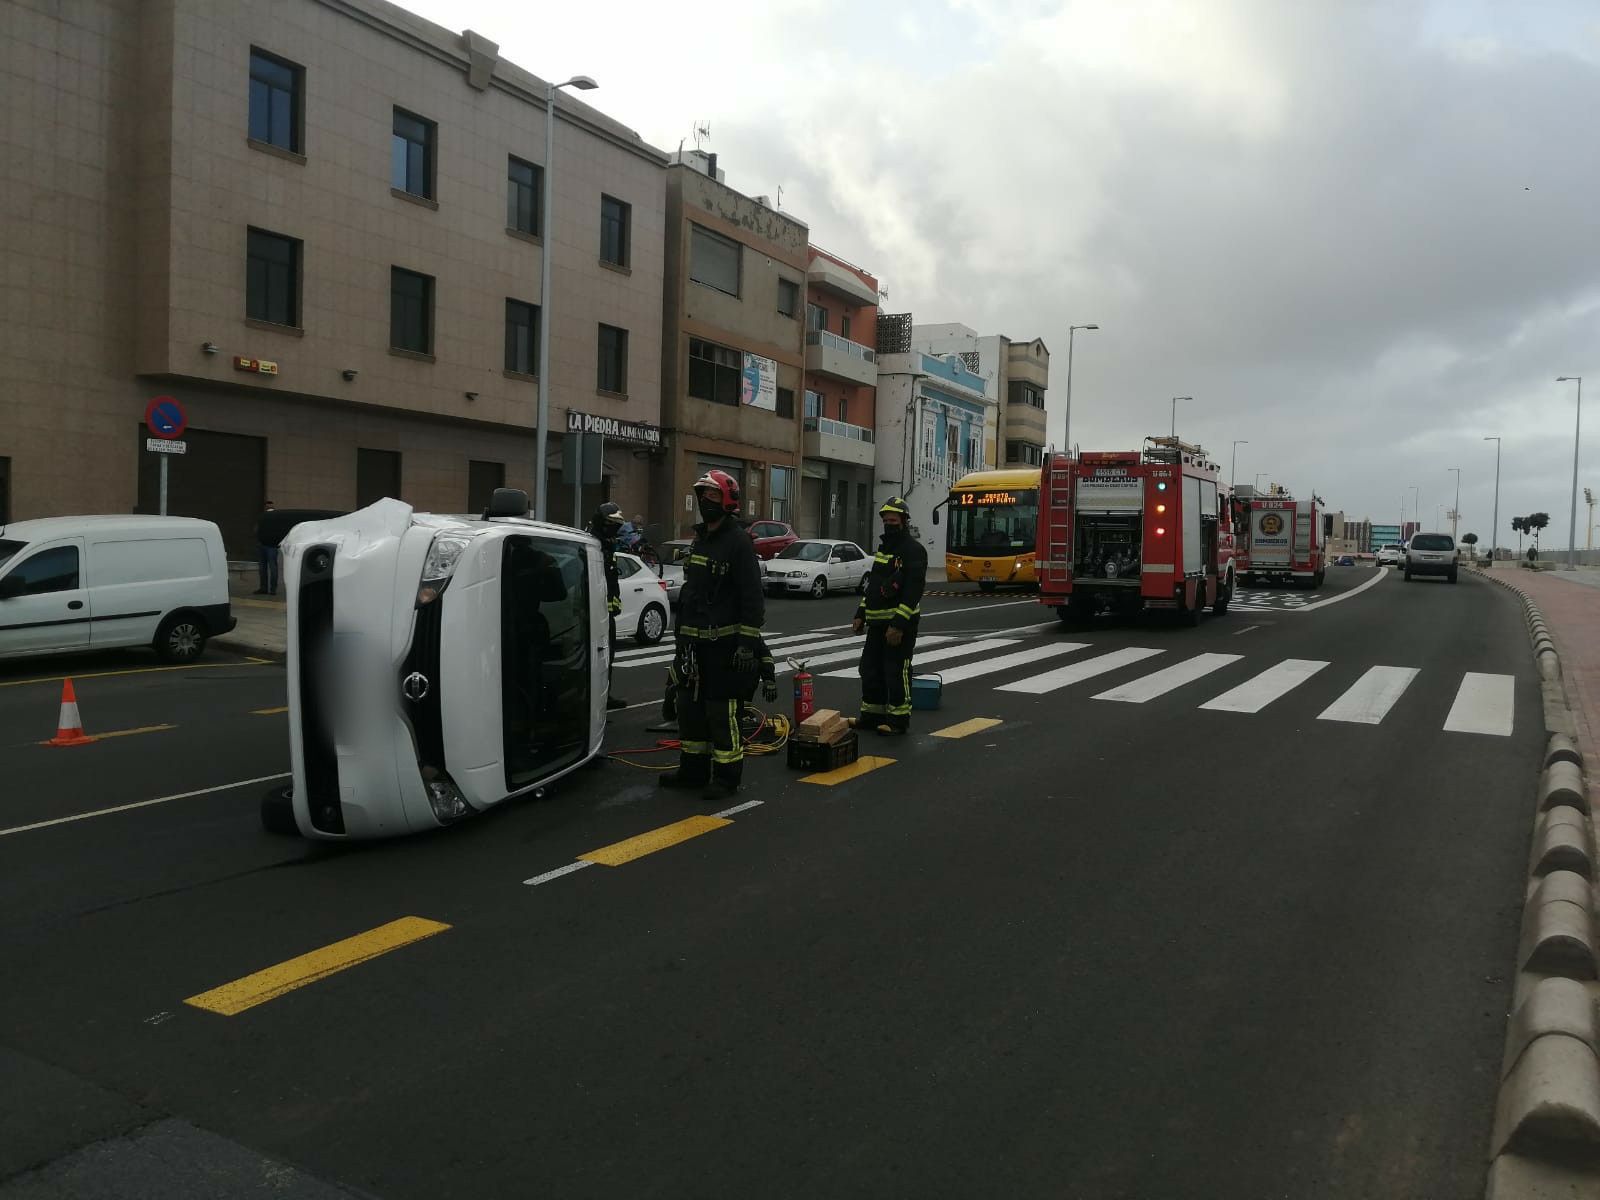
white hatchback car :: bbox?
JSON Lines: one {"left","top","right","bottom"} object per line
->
{"left": 613, "top": 551, "right": 670, "bottom": 644}
{"left": 763, "top": 539, "right": 872, "bottom": 598}
{"left": 264, "top": 491, "right": 609, "bottom": 840}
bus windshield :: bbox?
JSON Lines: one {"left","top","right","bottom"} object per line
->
{"left": 947, "top": 490, "right": 1039, "bottom": 555}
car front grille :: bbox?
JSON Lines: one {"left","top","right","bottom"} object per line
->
{"left": 296, "top": 545, "right": 344, "bottom": 835}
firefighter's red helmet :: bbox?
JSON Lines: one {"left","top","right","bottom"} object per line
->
{"left": 693, "top": 469, "right": 741, "bottom": 514}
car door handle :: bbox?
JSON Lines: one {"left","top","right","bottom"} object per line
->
{"left": 68, "top": 600, "right": 84, "bottom": 610}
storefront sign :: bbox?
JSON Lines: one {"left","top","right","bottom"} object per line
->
{"left": 740, "top": 353, "right": 776, "bottom": 411}
{"left": 565, "top": 410, "right": 663, "bottom": 449}
{"left": 233, "top": 356, "right": 278, "bottom": 375}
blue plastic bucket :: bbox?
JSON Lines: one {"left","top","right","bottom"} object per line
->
{"left": 910, "top": 673, "right": 943, "bottom": 710}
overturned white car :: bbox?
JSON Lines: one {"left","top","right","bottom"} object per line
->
{"left": 261, "top": 491, "right": 609, "bottom": 839}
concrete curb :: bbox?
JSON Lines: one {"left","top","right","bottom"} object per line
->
{"left": 1475, "top": 570, "right": 1600, "bottom": 1193}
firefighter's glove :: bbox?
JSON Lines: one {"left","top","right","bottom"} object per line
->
{"left": 607, "top": 597, "right": 622, "bottom": 615}
{"left": 885, "top": 626, "right": 905, "bottom": 648}
{"left": 732, "top": 643, "right": 757, "bottom": 675}
{"left": 851, "top": 616, "right": 865, "bottom": 635}
{"left": 761, "top": 678, "right": 779, "bottom": 703}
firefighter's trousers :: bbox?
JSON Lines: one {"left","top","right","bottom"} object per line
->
{"left": 857, "top": 623, "right": 917, "bottom": 732}
{"left": 675, "top": 693, "right": 744, "bottom": 786}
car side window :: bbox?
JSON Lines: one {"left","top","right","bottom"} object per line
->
{"left": 752, "top": 523, "right": 775, "bottom": 538}
{"left": 6, "top": 546, "right": 79, "bottom": 595}
{"left": 615, "top": 557, "right": 638, "bottom": 579}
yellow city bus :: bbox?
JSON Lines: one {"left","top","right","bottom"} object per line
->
{"left": 942, "top": 468, "right": 1041, "bottom": 591}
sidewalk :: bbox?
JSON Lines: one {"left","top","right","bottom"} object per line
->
{"left": 1482, "top": 563, "right": 1600, "bottom": 776}
{"left": 215, "top": 574, "right": 286, "bottom": 660}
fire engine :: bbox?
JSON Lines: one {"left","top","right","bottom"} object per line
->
{"left": 1233, "top": 488, "right": 1325, "bottom": 588}
{"left": 1034, "top": 436, "right": 1236, "bottom": 625}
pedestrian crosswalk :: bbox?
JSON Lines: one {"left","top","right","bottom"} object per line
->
{"left": 611, "top": 628, "right": 1518, "bottom": 737}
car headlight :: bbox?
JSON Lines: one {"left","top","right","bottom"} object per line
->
{"left": 417, "top": 532, "right": 472, "bottom": 607}
{"left": 422, "top": 770, "right": 475, "bottom": 823}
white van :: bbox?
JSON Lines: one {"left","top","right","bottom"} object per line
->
{"left": 0, "top": 516, "right": 234, "bottom": 662}
{"left": 263, "top": 491, "right": 609, "bottom": 840}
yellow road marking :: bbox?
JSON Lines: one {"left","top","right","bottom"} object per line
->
{"left": 34, "top": 723, "right": 176, "bottom": 746}
{"left": 183, "top": 916, "right": 451, "bottom": 1016}
{"left": 0, "top": 659, "right": 269, "bottom": 690}
{"left": 252, "top": 706, "right": 288, "bottom": 715}
{"left": 799, "top": 756, "right": 896, "bottom": 786}
{"left": 579, "top": 814, "right": 731, "bottom": 866}
{"left": 931, "top": 717, "right": 1003, "bottom": 739}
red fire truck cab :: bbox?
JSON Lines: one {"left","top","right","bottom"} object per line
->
{"left": 1233, "top": 491, "right": 1325, "bottom": 588}
{"left": 1035, "top": 436, "right": 1237, "bottom": 625}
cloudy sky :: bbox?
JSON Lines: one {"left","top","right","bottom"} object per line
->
{"left": 402, "top": 0, "right": 1600, "bottom": 549}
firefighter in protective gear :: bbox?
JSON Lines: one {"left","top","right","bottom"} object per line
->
{"left": 589, "top": 502, "right": 628, "bottom": 711}
{"left": 659, "top": 469, "right": 765, "bottom": 799}
{"left": 852, "top": 496, "right": 927, "bottom": 734}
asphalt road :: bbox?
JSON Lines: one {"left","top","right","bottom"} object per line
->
{"left": 0, "top": 566, "right": 1540, "bottom": 1198}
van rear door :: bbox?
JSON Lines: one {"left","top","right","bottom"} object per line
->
{"left": 86, "top": 536, "right": 212, "bottom": 649}
{"left": 0, "top": 538, "right": 90, "bottom": 656}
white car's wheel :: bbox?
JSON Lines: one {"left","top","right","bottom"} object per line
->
{"left": 635, "top": 603, "right": 667, "bottom": 645}
{"left": 810, "top": 575, "right": 828, "bottom": 599}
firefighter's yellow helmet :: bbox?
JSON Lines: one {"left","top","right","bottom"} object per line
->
{"left": 879, "top": 496, "right": 910, "bottom": 519}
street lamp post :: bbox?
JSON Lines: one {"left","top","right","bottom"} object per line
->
{"left": 1447, "top": 467, "right": 1461, "bottom": 540}
{"left": 1230, "top": 440, "right": 1248, "bottom": 489}
{"left": 1170, "top": 396, "right": 1192, "bottom": 439}
{"left": 1409, "top": 485, "right": 1420, "bottom": 538}
{"left": 533, "top": 73, "right": 599, "bottom": 522}
{"left": 1484, "top": 436, "right": 1501, "bottom": 563}
{"left": 1062, "top": 323, "right": 1099, "bottom": 456}
{"left": 1557, "top": 376, "right": 1583, "bottom": 569}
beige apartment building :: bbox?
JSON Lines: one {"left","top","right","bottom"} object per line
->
{"left": 655, "top": 152, "right": 808, "bottom": 540}
{"left": 1, "top": 0, "right": 666, "bottom": 553}
{"left": 909, "top": 325, "right": 1051, "bottom": 470}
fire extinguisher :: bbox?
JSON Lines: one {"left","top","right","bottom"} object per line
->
{"left": 793, "top": 666, "right": 815, "bottom": 725}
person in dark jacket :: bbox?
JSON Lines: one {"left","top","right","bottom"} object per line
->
{"left": 852, "top": 496, "right": 927, "bottom": 734}
{"left": 254, "top": 501, "right": 278, "bottom": 595}
{"left": 659, "top": 469, "right": 765, "bottom": 800}
{"left": 589, "top": 501, "right": 629, "bottom": 711}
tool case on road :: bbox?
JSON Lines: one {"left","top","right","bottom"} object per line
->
{"left": 787, "top": 729, "right": 859, "bottom": 772}
{"left": 910, "top": 673, "right": 943, "bottom": 710}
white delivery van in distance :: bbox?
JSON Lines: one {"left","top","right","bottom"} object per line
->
{"left": 0, "top": 516, "right": 234, "bottom": 662}
{"left": 265, "top": 490, "right": 609, "bottom": 840}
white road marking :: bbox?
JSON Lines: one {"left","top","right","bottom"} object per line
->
{"left": 933, "top": 642, "right": 1091, "bottom": 684}
{"left": 1092, "top": 653, "right": 1244, "bottom": 703}
{"left": 1231, "top": 625, "right": 1261, "bottom": 635}
{"left": 816, "top": 638, "right": 1020, "bottom": 678}
{"left": 0, "top": 772, "right": 292, "bottom": 839}
{"left": 1293, "top": 567, "right": 1388, "bottom": 612}
{"left": 613, "top": 631, "right": 819, "bottom": 661}
{"left": 618, "top": 633, "right": 864, "bottom": 670}
{"left": 1199, "top": 659, "right": 1329, "bottom": 713}
{"left": 775, "top": 635, "right": 956, "bottom": 675}
{"left": 997, "top": 647, "right": 1164, "bottom": 695}
{"left": 1317, "top": 665, "right": 1419, "bottom": 724}
{"left": 523, "top": 860, "right": 595, "bottom": 887}
{"left": 920, "top": 599, "right": 1039, "bottom": 617}
{"left": 1442, "top": 672, "right": 1515, "bottom": 736}
{"left": 713, "top": 799, "right": 764, "bottom": 817}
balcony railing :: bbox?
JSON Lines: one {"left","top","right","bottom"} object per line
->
{"left": 804, "top": 416, "right": 875, "bottom": 444}
{"left": 806, "top": 329, "right": 877, "bottom": 363}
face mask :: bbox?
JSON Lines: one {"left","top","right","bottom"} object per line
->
{"left": 882, "top": 522, "right": 905, "bottom": 541}
{"left": 697, "top": 497, "right": 726, "bottom": 524}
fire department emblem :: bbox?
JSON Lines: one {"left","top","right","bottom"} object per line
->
{"left": 1259, "top": 513, "right": 1285, "bottom": 536}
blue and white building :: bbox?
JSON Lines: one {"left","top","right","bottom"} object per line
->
{"left": 872, "top": 349, "right": 996, "bottom": 561}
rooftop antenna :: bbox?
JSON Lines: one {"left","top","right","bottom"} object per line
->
{"left": 776, "top": 185, "right": 784, "bottom": 209}
{"left": 693, "top": 122, "right": 710, "bottom": 150}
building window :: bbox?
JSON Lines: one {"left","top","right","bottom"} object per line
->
{"left": 837, "top": 398, "right": 848, "bottom": 422}
{"left": 777, "top": 278, "right": 800, "bottom": 317}
{"left": 597, "top": 324, "right": 628, "bottom": 393}
{"left": 356, "top": 448, "right": 402, "bottom": 507}
{"left": 771, "top": 465, "right": 794, "bottom": 523}
{"left": 689, "top": 338, "right": 743, "bottom": 406}
{"left": 391, "top": 108, "right": 434, "bottom": 198}
{"left": 390, "top": 267, "right": 433, "bottom": 353}
{"left": 505, "top": 299, "right": 539, "bottom": 375}
{"left": 507, "top": 156, "right": 541, "bottom": 235}
{"left": 841, "top": 314, "right": 852, "bottom": 340}
{"left": 804, "top": 389, "right": 822, "bottom": 418}
{"left": 775, "top": 386, "right": 795, "bottom": 419}
{"left": 600, "top": 195, "right": 630, "bottom": 267}
{"left": 248, "top": 49, "right": 302, "bottom": 152}
{"left": 1009, "top": 381, "right": 1045, "bottom": 409}
{"left": 807, "top": 303, "right": 828, "bottom": 331}
{"left": 468, "top": 460, "right": 505, "bottom": 514}
{"left": 689, "top": 223, "right": 740, "bottom": 296}
{"left": 246, "top": 228, "right": 300, "bottom": 327}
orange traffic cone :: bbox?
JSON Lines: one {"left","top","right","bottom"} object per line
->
{"left": 46, "top": 678, "right": 95, "bottom": 746}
